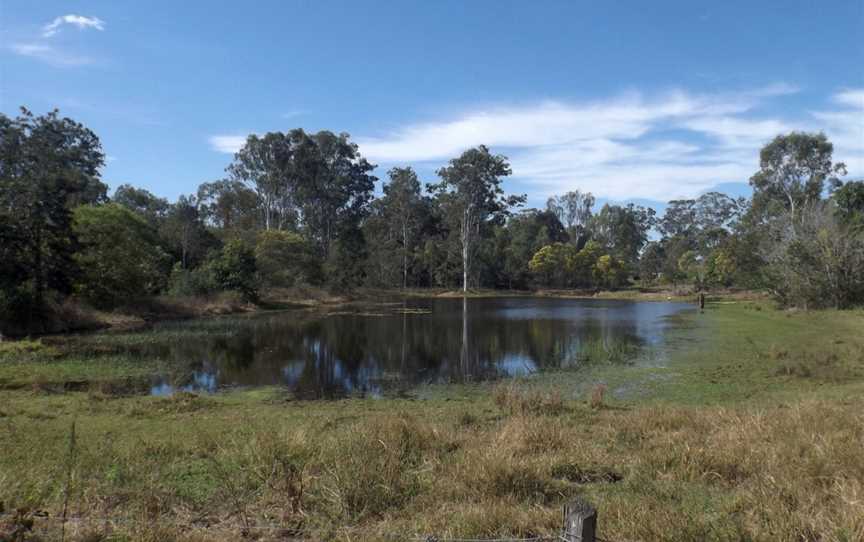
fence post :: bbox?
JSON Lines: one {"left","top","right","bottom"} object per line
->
{"left": 562, "top": 497, "right": 597, "bottom": 542}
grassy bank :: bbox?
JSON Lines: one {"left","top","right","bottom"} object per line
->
{"left": 1, "top": 302, "right": 863, "bottom": 541}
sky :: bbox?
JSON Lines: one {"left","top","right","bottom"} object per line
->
{"left": 2, "top": 0, "right": 863, "bottom": 212}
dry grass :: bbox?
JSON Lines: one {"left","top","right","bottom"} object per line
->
{"left": 2, "top": 388, "right": 861, "bottom": 541}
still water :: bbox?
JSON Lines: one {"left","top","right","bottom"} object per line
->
{"left": 145, "top": 297, "right": 692, "bottom": 398}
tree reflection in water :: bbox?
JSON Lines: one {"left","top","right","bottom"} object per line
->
{"left": 146, "top": 297, "right": 691, "bottom": 397}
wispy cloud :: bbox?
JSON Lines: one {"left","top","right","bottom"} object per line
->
{"left": 209, "top": 135, "right": 248, "bottom": 154}
{"left": 10, "top": 14, "right": 106, "bottom": 67}
{"left": 10, "top": 42, "right": 93, "bottom": 67}
{"left": 208, "top": 84, "right": 862, "bottom": 202}
{"left": 42, "top": 14, "right": 105, "bottom": 38}
{"left": 349, "top": 84, "right": 862, "bottom": 201}
{"left": 814, "top": 87, "right": 864, "bottom": 176}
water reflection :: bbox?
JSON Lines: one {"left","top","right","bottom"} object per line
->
{"left": 144, "top": 297, "right": 690, "bottom": 397}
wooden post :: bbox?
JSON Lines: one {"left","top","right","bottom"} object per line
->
{"left": 563, "top": 498, "right": 597, "bottom": 542}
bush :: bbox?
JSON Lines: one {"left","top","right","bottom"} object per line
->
{"left": 72, "top": 204, "right": 171, "bottom": 307}
{"left": 167, "top": 263, "right": 218, "bottom": 297}
{"left": 763, "top": 202, "right": 864, "bottom": 308}
{"left": 208, "top": 240, "right": 258, "bottom": 301}
{"left": 255, "top": 230, "right": 321, "bottom": 287}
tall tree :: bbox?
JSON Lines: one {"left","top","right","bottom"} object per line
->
{"left": 227, "top": 132, "right": 300, "bottom": 231}
{"left": 430, "top": 146, "right": 525, "bottom": 292}
{"left": 160, "top": 195, "right": 214, "bottom": 269}
{"left": 296, "top": 130, "right": 377, "bottom": 259}
{"left": 113, "top": 184, "right": 169, "bottom": 225}
{"left": 546, "top": 190, "right": 594, "bottom": 243}
{"left": 750, "top": 132, "right": 846, "bottom": 222}
{"left": 380, "top": 167, "right": 426, "bottom": 288}
{"left": 591, "top": 203, "right": 656, "bottom": 269}
{"left": 0, "top": 108, "right": 105, "bottom": 325}
{"left": 197, "top": 178, "right": 259, "bottom": 231}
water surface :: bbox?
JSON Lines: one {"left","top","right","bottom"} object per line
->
{"left": 142, "top": 297, "right": 691, "bottom": 397}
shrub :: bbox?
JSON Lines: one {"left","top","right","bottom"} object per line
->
{"left": 72, "top": 204, "right": 171, "bottom": 307}
{"left": 255, "top": 230, "right": 321, "bottom": 287}
{"left": 208, "top": 240, "right": 258, "bottom": 301}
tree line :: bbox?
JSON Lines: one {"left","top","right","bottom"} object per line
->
{"left": 2, "top": 107, "right": 863, "bottom": 331}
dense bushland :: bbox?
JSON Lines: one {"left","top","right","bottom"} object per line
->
{"left": 2, "top": 108, "right": 863, "bottom": 334}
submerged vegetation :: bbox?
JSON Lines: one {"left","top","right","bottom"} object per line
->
{"left": 1, "top": 302, "right": 862, "bottom": 540}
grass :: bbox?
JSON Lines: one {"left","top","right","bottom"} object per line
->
{"left": 1, "top": 301, "right": 863, "bottom": 541}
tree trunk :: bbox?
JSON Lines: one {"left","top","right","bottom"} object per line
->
{"left": 402, "top": 221, "right": 408, "bottom": 289}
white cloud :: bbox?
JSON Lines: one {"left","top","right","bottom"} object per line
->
{"left": 814, "top": 88, "right": 864, "bottom": 176}
{"left": 833, "top": 89, "right": 864, "bottom": 109}
{"left": 353, "top": 85, "right": 807, "bottom": 201}
{"left": 209, "top": 84, "right": 862, "bottom": 202}
{"left": 10, "top": 42, "right": 93, "bottom": 66}
{"left": 42, "top": 14, "right": 105, "bottom": 38}
{"left": 209, "top": 135, "right": 248, "bottom": 154}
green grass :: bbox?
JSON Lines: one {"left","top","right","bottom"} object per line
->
{"left": 1, "top": 301, "right": 863, "bottom": 541}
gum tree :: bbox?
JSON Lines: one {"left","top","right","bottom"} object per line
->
{"left": 430, "top": 146, "right": 525, "bottom": 292}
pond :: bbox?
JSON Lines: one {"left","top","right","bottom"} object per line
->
{"left": 135, "top": 297, "right": 693, "bottom": 398}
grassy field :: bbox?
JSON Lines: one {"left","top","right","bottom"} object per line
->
{"left": 1, "top": 300, "right": 863, "bottom": 541}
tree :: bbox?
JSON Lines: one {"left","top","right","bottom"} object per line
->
{"left": 546, "top": 190, "right": 594, "bottom": 243}
{"left": 197, "top": 179, "right": 259, "bottom": 231}
{"left": 762, "top": 201, "right": 864, "bottom": 308}
{"left": 639, "top": 242, "right": 666, "bottom": 286}
{"left": 113, "top": 184, "right": 169, "bottom": 225}
{"left": 380, "top": 167, "right": 427, "bottom": 288}
{"left": 750, "top": 132, "right": 846, "bottom": 223}
{"left": 160, "top": 195, "right": 215, "bottom": 269}
{"left": 255, "top": 230, "right": 320, "bottom": 287}
{"left": 0, "top": 108, "right": 105, "bottom": 326}
{"left": 227, "top": 132, "right": 300, "bottom": 231}
{"left": 591, "top": 203, "right": 656, "bottom": 269}
{"left": 528, "top": 243, "right": 576, "bottom": 287}
{"left": 676, "top": 250, "right": 705, "bottom": 290}
{"left": 295, "top": 130, "right": 377, "bottom": 260}
{"left": 72, "top": 204, "right": 170, "bottom": 307}
{"left": 502, "top": 210, "right": 566, "bottom": 289}
{"left": 658, "top": 199, "right": 697, "bottom": 239}
{"left": 833, "top": 180, "right": 864, "bottom": 224}
{"left": 593, "top": 254, "right": 626, "bottom": 290}
{"left": 430, "top": 146, "right": 525, "bottom": 292}
{"left": 209, "top": 239, "right": 258, "bottom": 301}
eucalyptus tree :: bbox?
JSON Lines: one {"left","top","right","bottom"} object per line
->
{"left": 591, "top": 203, "right": 656, "bottom": 269}
{"left": 376, "top": 167, "right": 427, "bottom": 288}
{"left": 546, "top": 190, "right": 594, "bottom": 243}
{"left": 430, "top": 146, "right": 525, "bottom": 292}
{"left": 227, "top": 132, "right": 300, "bottom": 231}
{"left": 113, "top": 184, "right": 170, "bottom": 225}
{"left": 296, "top": 130, "right": 377, "bottom": 260}
{"left": 750, "top": 132, "right": 846, "bottom": 223}
{"left": 196, "top": 178, "right": 259, "bottom": 231}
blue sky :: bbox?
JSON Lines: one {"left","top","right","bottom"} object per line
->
{"left": 2, "top": 0, "right": 863, "bottom": 211}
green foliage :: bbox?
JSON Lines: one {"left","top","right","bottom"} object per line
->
{"left": 763, "top": 202, "right": 864, "bottom": 309}
{"left": 208, "top": 240, "right": 259, "bottom": 301}
{"left": 833, "top": 180, "right": 864, "bottom": 225}
{"left": 593, "top": 254, "right": 626, "bottom": 289}
{"left": 431, "top": 145, "right": 526, "bottom": 290}
{"left": 0, "top": 108, "right": 105, "bottom": 328}
{"left": 749, "top": 132, "right": 846, "bottom": 220}
{"left": 72, "top": 204, "right": 171, "bottom": 307}
{"left": 167, "top": 263, "right": 218, "bottom": 297}
{"left": 255, "top": 230, "right": 320, "bottom": 287}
